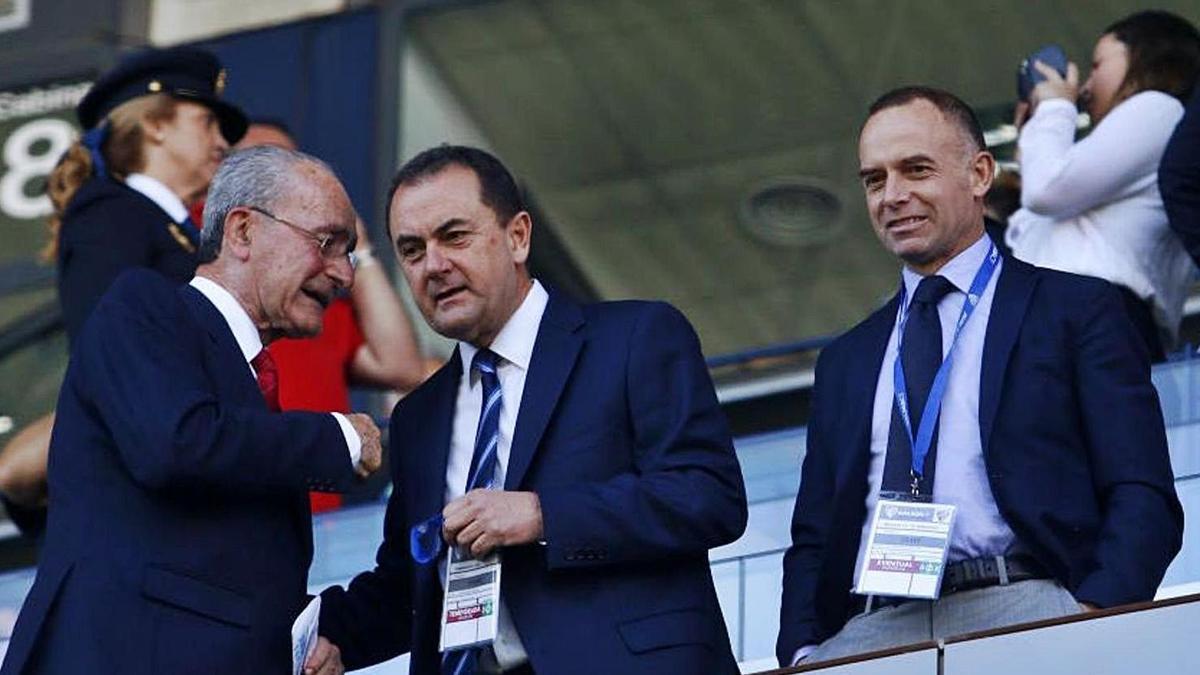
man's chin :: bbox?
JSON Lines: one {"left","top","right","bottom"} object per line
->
{"left": 280, "top": 316, "right": 324, "bottom": 340}
{"left": 429, "top": 311, "right": 478, "bottom": 343}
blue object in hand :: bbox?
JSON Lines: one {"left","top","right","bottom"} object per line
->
{"left": 1018, "top": 44, "right": 1069, "bottom": 101}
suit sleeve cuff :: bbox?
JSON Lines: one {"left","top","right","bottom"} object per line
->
{"left": 331, "top": 412, "right": 361, "bottom": 468}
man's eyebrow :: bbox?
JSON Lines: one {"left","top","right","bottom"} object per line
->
{"left": 394, "top": 218, "right": 469, "bottom": 247}
{"left": 858, "top": 154, "right": 939, "bottom": 178}
{"left": 432, "top": 218, "right": 468, "bottom": 236}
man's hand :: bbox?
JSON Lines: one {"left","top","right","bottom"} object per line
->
{"left": 303, "top": 636, "right": 344, "bottom": 675}
{"left": 346, "top": 413, "right": 382, "bottom": 479}
{"left": 1079, "top": 601, "right": 1100, "bottom": 612}
{"left": 442, "top": 490, "right": 543, "bottom": 558}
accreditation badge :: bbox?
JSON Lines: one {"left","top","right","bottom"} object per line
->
{"left": 439, "top": 546, "right": 501, "bottom": 652}
{"left": 854, "top": 499, "right": 956, "bottom": 599}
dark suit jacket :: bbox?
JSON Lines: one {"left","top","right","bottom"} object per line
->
{"left": 58, "top": 176, "right": 198, "bottom": 348}
{"left": 2, "top": 269, "right": 358, "bottom": 675}
{"left": 776, "top": 255, "right": 1183, "bottom": 664}
{"left": 318, "top": 292, "right": 747, "bottom": 675}
{"left": 1161, "top": 86, "right": 1200, "bottom": 266}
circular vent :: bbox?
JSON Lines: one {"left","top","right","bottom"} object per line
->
{"left": 739, "top": 178, "right": 843, "bottom": 247}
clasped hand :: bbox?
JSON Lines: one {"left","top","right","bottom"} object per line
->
{"left": 442, "top": 489, "right": 543, "bottom": 558}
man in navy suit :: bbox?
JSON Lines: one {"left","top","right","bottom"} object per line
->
{"left": 2, "top": 146, "right": 382, "bottom": 674}
{"left": 1161, "top": 86, "right": 1200, "bottom": 265}
{"left": 776, "top": 87, "right": 1183, "bottom": 666}
{"left": 307, "top": 146, "right": 747, "bottom": 675}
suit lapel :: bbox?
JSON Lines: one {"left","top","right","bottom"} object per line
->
{"left": 979, "top": 257, "right": 1037, "bottom": 459}
{"left": 179, "top": 285, "right": 259, "bottom": 400}
{"left": 837, "top": 294, "right": 899, "bottom": 485}
{"left": 180, "top": 284, "right": 311, "bottom": 548}
{"left": 410, "top": 353, "right": 462, "bottom": 517}
{"left": 504, "top": 292, "right": 584, "bottom": 490}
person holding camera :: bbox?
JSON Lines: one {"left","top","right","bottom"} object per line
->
{"left": 1006, "top": 10, "right": 1200, "bottom": 362}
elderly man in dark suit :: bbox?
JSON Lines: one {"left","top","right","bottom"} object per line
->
{"left": 307, "top": 145, "right": 747, "bottom": 675}
{"left": 2, "top": 146, "right": 382, "bottom": 675}
{"left": 777, "top": 86, "right": 1182, "bottom": 667}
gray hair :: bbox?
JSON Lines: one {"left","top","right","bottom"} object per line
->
{"left": 198, "top": 146, "right": 335, "bottom": 263}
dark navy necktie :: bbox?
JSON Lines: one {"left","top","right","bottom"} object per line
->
{"left": 882, "top": 275, "right": 955, "bottom": 496}
{"left": 442, "top": 349, "right": 503, "bottom": 675}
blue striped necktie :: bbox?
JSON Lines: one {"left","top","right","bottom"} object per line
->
{"left": 465, "top": 348, "right": 502, "bottom": 492}
{"left": 443, "top": 348, "right": 503, "bottom": 675}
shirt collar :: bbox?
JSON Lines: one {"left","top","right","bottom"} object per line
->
{"left": 458, "top": 279, "right": 549, "bottom": 376}
{"left": 125, "top": 173, "right": 190, "bottom": 225}
{"left": 900, "top": 233, "right": 992, "bottom": 310}
{"left": 188, "top": 276, "right": 263, "bottom": 363}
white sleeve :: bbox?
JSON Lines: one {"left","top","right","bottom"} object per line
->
{"left": 331, "top": 412, "right": 362, "bottom": 467}
{"left": 1019, "top": 92, "right": 1183, "bottom": 220}
{"left": 793, "top": 644, "right": 819, "bottom": 665}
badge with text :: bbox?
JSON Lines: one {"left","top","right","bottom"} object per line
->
{"left": 855, "top": 499, "right": 957, "bottom": 599}
{"left": 439, "top": 547, "right": 501, "bottom": 653}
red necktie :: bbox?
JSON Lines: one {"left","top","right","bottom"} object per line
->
{"left": 251, "top": 348, "right": 281, "bottom": 412}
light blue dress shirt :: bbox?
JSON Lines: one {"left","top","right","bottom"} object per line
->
{"left": 855, "top": 234, "right": 1019, "bottom": 579}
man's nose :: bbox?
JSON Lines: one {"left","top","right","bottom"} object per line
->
{"left": 327, "top": 254, "right": 354, "bottom": 289}
{"left": 423, "top": 244, "right": 453, "bottom": 276}
{"left": 882, "top": 175, "right": 910, "bottom": 206}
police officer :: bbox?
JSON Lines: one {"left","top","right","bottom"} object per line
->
{"left": 49, "top": 46, "right": 248, "bottom": 344}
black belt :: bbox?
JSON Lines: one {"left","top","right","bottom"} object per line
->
{"left": 868, "top": 554, "right": 1048, "bottom": 611}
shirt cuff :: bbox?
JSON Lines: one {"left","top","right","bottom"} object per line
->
{"left": 331, "top": 412, "right": 361, "bottom": 468}
{"left": 793, "top": 645, "right": 818, "bottom": 666}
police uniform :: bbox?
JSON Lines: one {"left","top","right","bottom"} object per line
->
{"left": 58, "top": 46, "right": 247, "bottom": 347}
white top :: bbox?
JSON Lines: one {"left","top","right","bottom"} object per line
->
{"left": 1005, "top": 91, "right": 1193, "bottom": 340}
{"left": 126, "top": 173, "right": 190, "bottom": 224}
{"left": 444, "top": 279, "right": 549, "bottom": 669}
{"left": 187, "top": 276, "right": 360, "bottom": 466}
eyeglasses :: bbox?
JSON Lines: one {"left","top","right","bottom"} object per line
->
{"left": 247, "top": 205, "right": 355, "bottom": 264}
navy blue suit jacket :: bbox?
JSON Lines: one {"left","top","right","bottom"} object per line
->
{"left": 776, "top": 256, "right": 1183, "bottom": 664}
{"left": 1161, "top": 86, "right": 1200, "bottom": 266}
{"left": 3, "top": 269, "right": 358, "bottom": 675}
{"left": 318, "top": 292, "right": 747, "bottom": 675}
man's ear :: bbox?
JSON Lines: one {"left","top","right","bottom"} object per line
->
{"left": 970, "top": 150, "right": 997, "bottom": 198}
{"left": 507, "top": 211, "right": 532, "bottom": 266}
{"left": 223, "top": 208, "right": 255, "bottom": 261}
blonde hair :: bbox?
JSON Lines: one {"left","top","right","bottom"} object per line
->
{"left": 42, "top": 94, "right": 178, "bottom": 260}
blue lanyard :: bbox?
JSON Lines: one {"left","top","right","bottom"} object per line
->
{"left": 893, "top": 244, "right": 999, "bottom": 495}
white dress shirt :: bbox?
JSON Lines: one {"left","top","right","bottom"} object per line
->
{"left": 126, "top": 173, "right": 190, "bottom": 224}
{"left": 444, "top": 280, "right": 549, "bottom": 670}
{"left": 1006, "top": 91, "right": 1193, "bottom": 340}
{"left": 187, "top": 276, "right": 360, "bottom": 466}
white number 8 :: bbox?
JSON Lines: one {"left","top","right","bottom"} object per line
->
{"left": 1, "top": 118, "right": 77, "bottom": 220}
